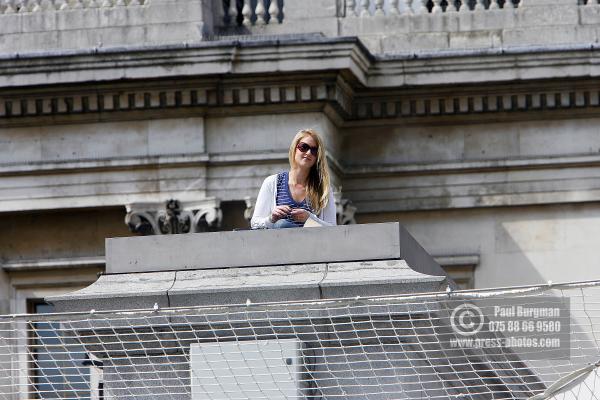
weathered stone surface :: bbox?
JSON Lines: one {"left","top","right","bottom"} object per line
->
{"left": 320, "top": 259, "right": 445, "bottom": 298}
{"left": 0, "top": 0, "right": 205, "bottom": 53}
{"left": 105, "top": 222, "right": 446, "bottom": 276}
{"left": 48, "top": 271, "right": 175, "bottom": 312}
{"left": 48, "top": 257, "right": 446, "bottom": 311}
{"left": 168, "top": 264, "right": 326, "bottom": 306}
{"left": 1, "top": 1, "right": 598, "bottom": 399}
{"left": 1, "top": 0, "right": 599, "bottom": 331}
{"left": 0, "top": 0, "right": 592, "bottom": 56}
{"left": 46, "top": 222, "right": 448, "bottom": 312}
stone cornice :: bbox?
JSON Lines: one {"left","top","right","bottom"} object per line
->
{"left": 344, "top": 154, "right": 600, "bottom": 177}
{"left": 350, "top": 80, "right": 600, "bottom": 122}
{"left": 2, "top": 256, "right": 105, "bottom": 272}
{"left": 0, "top": 37, "right": 370, "bottom": 88}
{"left": 368, "top": 43, "right": 600, "bottom": 87}
{"left": 3, "top": 76, "right": 600, "bottom": 128}
{"left": 0, "top": 154, "right": 210, "bottom": 176}
{"left": 0, "top": 73, "right": 353, "bottom": 126}
{"left": 3, "top": 39, "right": 600, "bottom": 124}
{"left": 3, "top": 39, "right": 600, "bottom": 89}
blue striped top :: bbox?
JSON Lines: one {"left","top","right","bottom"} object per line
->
{"left": 276, "top": 171, "right": 313, "bottom": 227}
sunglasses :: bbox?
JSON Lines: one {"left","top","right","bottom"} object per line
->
{"left": 296, "top": 142, "right": 318, "bottom": 156}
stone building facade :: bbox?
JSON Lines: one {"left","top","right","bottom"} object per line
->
{"left": 2, "top": 0, "right": 600, "bottom": 317}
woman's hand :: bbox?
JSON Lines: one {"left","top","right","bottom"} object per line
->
{"left": 290, "top": 208, "right": 310, "bottom": 223}
{"left": 270, "top": 205, "right": 292, "bottom": 223}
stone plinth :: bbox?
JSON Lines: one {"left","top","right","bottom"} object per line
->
{"left": 105, "top": 222, "right": 445, "bottom": 275}
{"left": 48, "top": 223, "right": 450, "bottom": 312}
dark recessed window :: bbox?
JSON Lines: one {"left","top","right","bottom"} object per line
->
{"left": 29, "top": 300, "right": 90, "bottom": 399}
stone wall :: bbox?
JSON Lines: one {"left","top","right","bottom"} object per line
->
{"left": 359, "top": 202, "right": 600, "bottom": 288}
{"left": 338, "top": 1, "right": 598, "bottom": 54}
{"left": 2, "top": 0, "right": 600, "bottom": 317}
{"left": 342, "top": 116, "right": 600, "bottom": 212}
{"left": 0, "top": 209, "right": 129, "bottom": 262}
{"left": 2, "top": 0, "right": 599, "bottom": 55}
{"left": 0, "top": 0, "right": 207, "bottom": 53}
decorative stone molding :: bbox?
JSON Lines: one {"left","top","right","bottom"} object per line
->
{"left": 351, "top": 86, "right": 600, "bottom": 120}
{"left": 3, "top": 76, "right": 600, "bottom": 125}
{"left": 125, "top": 198, "right": 222, "bottom": 235}
{"left": 334, "top": 191, "right": 357, "bottom": 225}
{"left": 4, "top": 39, "right": 600, "bottom": 123}
{"left": 243, "top": 196, "right": 254, "bottom": 221}
{"left": 0, "top": 78, "right": 351, "bottom": 121}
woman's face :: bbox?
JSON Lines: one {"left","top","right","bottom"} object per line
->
{"left": 294, "top": 134, "right": 318, "bottom": 170}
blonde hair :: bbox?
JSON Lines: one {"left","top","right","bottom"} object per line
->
{"left": 288, "top": 129, "right": 331, "bottom": 214}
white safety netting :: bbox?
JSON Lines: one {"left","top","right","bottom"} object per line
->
{"left": 0, "top": 280, "right": 599, "bottom": 399}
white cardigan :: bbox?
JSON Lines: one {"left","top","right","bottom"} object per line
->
{"left": 250, "top": 174, "right": 337, "bottom": 229}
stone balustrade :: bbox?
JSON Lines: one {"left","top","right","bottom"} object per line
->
{"left": 224, "top": 0, "right": 283, "bottom": 26}
{"left": 0, "top": 0, "right": 144, "bottom": 13}
{"left": 0, "top": 0, "right": 598, "bottom": 54}
{"left": 337, "top": 0, "right": 598, "bottom": 53}
{"left": 344, "top": 0, "right": 519, "bottom": 16}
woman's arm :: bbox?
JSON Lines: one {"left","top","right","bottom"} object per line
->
{"left": 308, "top": 189, "right": 337, "bottom": 226}
{"left": 250, "top": 175, "right": 276, "bottom": 229}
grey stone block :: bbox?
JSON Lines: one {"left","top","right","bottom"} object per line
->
{"left": 105, "top": 222, "right": 446, "bottom": 277}
{"left": 56, "top": 9, "right": 101, "bottom": 31}
{"left": 407, "top": 31, "right": 451, "bottom": 51}
{"left": 449, "top": 30, "right": 502, "bottom": 50}
{"left": 457, "top": 9, "right": 515, "bottom": 32}
{"left": 580, "top": 6, "right": 600, "bottom": 25}
{"left": 502, "top": 25, "right": 597, "bottom": 48}
{"left": 48, "top": 271, "right": 175, "bottom": 312}
{"left": 283, "top": 0, "right": 337, "bottom": 18}
{"left": 320, "top": 259, "right": 445, "bottom": 298}
{"left": 515, "top": 5, "right": 578, "bottom": 27}
{"left": 408, "top": 13, "right": 459, "bottom": 33}
{"left": 144, "top": 22, "right": 201, "bottom": 44}
{"left": 168, "top": 264, "right": 326, "bottom": 307}
{"left": 21, "top": 11, "right": 57, "bottom": 33}
{"left": 147, "top": 118, "right": 206, "bottom": 156}
{"left": 0, "top": 13, "right": 22, "bottom": 35}
{"left": 47, "top": 222, "right": 451, "bottom": 314}
{"left": 49, "top": 260, "right": 448, "bottom": 314}
{"left": 7, "top": 30, "right": 59, "bottom": 53}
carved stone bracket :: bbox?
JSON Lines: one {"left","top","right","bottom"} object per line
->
{"left": 125, "top": 198, "right": 222, "bottom": 235}
{"left": 243, "top": 192, "right": 356, "bottom": 225}
{"left": 334, "top": 191, "right": 357, "bottom": 225}
{"left": 243, "top": 196, "right": 255, "bottom": 221}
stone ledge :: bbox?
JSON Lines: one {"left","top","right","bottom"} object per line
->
{"left": 3, "top": 38, "right": 600, "bottom": 91}
{"left": 48, "top": 259, "right": 447, "bottom": 312}
{"left": 1, "top": 256, "right": 105, "bottom": 271}
{"left": 105, "top": 222, "right": 446, "bottom": 276}
{"left": 48, "top": 223, "right": 449, "bottom": 311}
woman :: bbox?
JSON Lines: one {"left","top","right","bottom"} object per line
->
{"left": 251, "top": 129, "right": 337, "bottom": 229}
